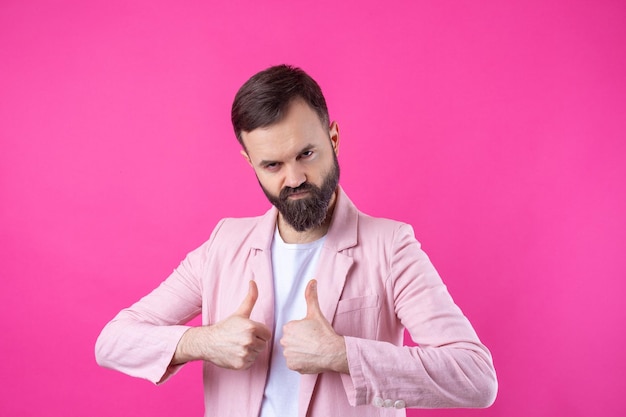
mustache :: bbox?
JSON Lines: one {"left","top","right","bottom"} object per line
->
{"left": 279, "top": 182, "right": 316, "bottom": 199}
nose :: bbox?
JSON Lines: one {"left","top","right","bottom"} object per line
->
{"left": 284, "top": 164, "right": 306, "bottom": 189}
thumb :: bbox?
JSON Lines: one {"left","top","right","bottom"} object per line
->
{"left": 305, "top": 279, "right": 323, "bottom": 319}
{"left": 234, "top": 280, "right": 258, "bottom": 318}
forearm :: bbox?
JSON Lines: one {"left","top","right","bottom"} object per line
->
{"left": 342, "top": 336, "right": 497, "bottom": 408}
{"left": 95, "top": 316, "right": 191, "bottom": 384}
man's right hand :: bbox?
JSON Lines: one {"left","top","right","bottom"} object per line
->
{"left": 172, "top": 280, "right": 271, "bottom": 370}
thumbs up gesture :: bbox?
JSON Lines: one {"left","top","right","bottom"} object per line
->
{"left": 280, "top": 280, "right": 349, "bottom": 375}
{"left": 173, "top": 280, "right": 272, "bottom": 370}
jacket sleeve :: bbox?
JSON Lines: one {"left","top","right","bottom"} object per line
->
{"left": 94, "top": 219, "right": 225, "bottom": 384}
{"left": 340, "top": 223, "right": 498, "bottom": 408}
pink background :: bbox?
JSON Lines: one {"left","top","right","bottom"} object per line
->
{"left": 1, "top": 1, "right": 625, "bottom": 416}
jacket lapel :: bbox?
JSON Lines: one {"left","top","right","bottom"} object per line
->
{"left": 299, "top": 187, "right": 359, "bottom": 416}
{"left": 248, "top": 206, "right": 278, "bottom": 330}
{"left": 246, "top": 207, "right": 277, "bottom": 414}
{"left": 315, "top": 186, "right": 359, "bottom": 322}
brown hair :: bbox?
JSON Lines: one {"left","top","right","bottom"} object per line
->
{"left": 231, "top": 64, "right": 329, "bottom": 146}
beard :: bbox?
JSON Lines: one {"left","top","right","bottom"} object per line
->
{"left": 260, "top": 154, "right": 340, "bottom": 232}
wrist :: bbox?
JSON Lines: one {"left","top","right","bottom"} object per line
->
{"left": 329, "top": 336, "right": 349, "bottom": 374}
{"left": 172, "top": 327, "right": 203, "bottom": 365}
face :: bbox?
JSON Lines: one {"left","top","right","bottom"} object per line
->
{"left": 241, "top": 99, "right": 340, "bottom": 232}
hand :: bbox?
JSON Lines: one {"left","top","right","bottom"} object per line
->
{"left": 173, "top": 280, "right": 271, "bottom": 370}
{"left": 280, "top": 279, "right": 349, "bottom": 374}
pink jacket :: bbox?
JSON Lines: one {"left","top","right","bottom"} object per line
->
{"left": 96, "top": 187, "right": 497, "bottom": 416}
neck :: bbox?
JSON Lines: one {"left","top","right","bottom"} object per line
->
{"left": 277, "top": 190, "right": 337, "bottom": 244}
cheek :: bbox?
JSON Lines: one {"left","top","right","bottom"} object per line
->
{"left": 257, "top": 173, "right": 282, "bottom": 193}
{"left": 311, "top": 159, "right": 334, "bottom": 184}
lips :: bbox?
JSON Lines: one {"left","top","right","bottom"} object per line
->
{"left": 287, "top": 191, "right": 310, "bottom": 200}
{"left": 281, "top": 183, "right": 314, "bottom": 199}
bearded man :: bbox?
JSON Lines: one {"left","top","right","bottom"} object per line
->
{"left": 96, "top": 64, "right": 497, "bottom": 417}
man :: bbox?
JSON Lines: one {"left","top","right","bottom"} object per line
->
{"left": 96, "top": 64, "right": 497, "bottom": 417}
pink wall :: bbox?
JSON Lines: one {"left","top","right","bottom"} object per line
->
{"left": 1, "top": 1, "right": 625, "bottom": 416}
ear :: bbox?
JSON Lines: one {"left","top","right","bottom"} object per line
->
{"left": 240, "top": 149, "right": 253, "bottom": 167}
{"left": 329, "top": 121, "right": 340, "bottom": 156}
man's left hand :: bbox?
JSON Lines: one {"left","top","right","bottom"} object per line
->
{"left": 280, "top": 279, "right": 349, "bottom": 375}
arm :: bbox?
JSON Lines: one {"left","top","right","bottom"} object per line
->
{"left": 94, "top": 236, "right": 207, "bottom": 383}
{"left": 280, "top": 224, "right": 496, "bottom": 408}
{"left": 95, "top": 220, "right": 271, "bottom": 383}
{"left": 340, "top": 224, "right": 498, "bottom": 408}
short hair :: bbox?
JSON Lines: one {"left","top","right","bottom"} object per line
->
{"left": 231, "top": 64, "right": 330, "bottom": 147}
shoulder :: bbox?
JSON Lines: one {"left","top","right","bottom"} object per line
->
{"left": 334, "top": 187, "right": 421, "bottom": 248}
{"left": 189, "top": 208, "right": 276, "bottom": 258}
{"left": 211, "top": 211, "right": 273, "bottom": 244}
{"left": 356, "top": 209, "right": 418, "bottom": 242}
{"left": 357, "top": 210, "right": 406, "bottom": 230}
{"left": 358, "top": 213, "right": 423, "bottom": 259}
{"left": 213, "top": 215, "right": 266, "bottom": 233}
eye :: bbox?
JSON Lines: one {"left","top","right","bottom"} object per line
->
{"left": 264, "top": 162, "right": 281, "bottom": 172}
{"left": 300, "top": 150, "right": 314, "bottom": 159}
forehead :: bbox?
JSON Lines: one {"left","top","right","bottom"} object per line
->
{"left": 242, "top": 100, "right": 329, "bottom": 162}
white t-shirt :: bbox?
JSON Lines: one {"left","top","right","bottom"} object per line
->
{"left": 259, "top": 227, "right": 326, "bottom": 417}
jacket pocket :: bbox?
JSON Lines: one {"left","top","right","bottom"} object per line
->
{"left": 333, "top": 295, "right": 380, "bottom": 339}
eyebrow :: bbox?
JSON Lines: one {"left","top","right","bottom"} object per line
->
{"left": 258, "top": 144, "right": 316, "bottom": 167}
